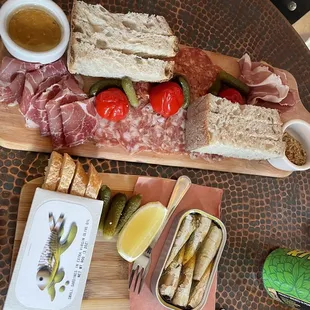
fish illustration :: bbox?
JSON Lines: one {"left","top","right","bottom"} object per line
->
{"left": 36, "top": 212, "right": 77, "bottom": 301}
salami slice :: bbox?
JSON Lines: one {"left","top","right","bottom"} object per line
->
{"left": 174, "top": 46, "right": 220, "bottom": 100}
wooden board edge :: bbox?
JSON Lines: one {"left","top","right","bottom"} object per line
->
{"left": 0, "top": 138, "right": 292, "bottom": 178}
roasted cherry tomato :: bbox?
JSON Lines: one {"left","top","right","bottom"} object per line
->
{"left": 150, "top": 82, "right": 184, "bottom": 118}
{"left": 96, "top": 88, "right": 129, "bottom": 121}
{"left": 218, "top": 88, "right": 244, "bottom": 105}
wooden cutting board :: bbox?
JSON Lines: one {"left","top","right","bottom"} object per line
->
{"left": 1, "top": 40, "right": 310, "bottom": 178}
{"left": 11, "top": 173, "right": 141, "bottom": 310}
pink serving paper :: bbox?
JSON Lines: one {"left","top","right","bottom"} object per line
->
{"left": 130, "top": 176, "right": 223, "bottom": 310}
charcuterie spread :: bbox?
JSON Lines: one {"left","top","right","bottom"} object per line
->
{"left": 0, "top": 0, "right": 309, "bottom": 173}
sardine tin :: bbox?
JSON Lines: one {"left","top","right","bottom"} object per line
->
{"left": 4, "top": 188, "right": 103, "bottom": 310}
{"left": 151, "top": 209, "right": 227, "bottom": 310}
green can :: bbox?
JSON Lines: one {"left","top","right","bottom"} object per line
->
{"left": 263, "top": 248, "right": 310, "bottom": 309}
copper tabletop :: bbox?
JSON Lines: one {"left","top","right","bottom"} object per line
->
{"left": 0, "top": 0, "right": 310, "bottom": 309}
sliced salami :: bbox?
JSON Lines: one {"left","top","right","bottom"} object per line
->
{"left": 174, "top": 46, "right": 220, "bottom": 100}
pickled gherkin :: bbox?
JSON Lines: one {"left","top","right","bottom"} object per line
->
{"left": 115, "top": 194, "right": 142, "bottom": 234}
{"left": 103, "top": 193, "right": 127, "bottom": 239}
{"left": 98, "top": 185, "right": 112, "bottom": 232}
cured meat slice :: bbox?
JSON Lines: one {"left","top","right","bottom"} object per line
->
{"left": 24, "top": 75, "right": 64, "bottom": 128}
{"left": 95, "top": 104, "right": 186, "bottom": 154}
{"left": 0, "top": 57, "right": 40, "bottom": 82}
{"left": 0, "top": 57, "right": 41, "bottom": 105}
{"left": 239, "top": 53, "right": 292, "bottom": 106}
{"left": 20, "top": 59, "right": 67, "bottom": 126}
{"left": 95, "top": 118, "right": 120, "bottom": 147}
{"left": 61, "top": 97, "right": 98, "bottom": 148}
{"left": 174, "top": 46, "right": 220, "bottom": 101}
{"left": 133, "top": 82, "right": 151, "bottom": 107}
{"left": 41, "top": 75, "right": 85, "bottom": 136}
{"left": 46, "top": 78, "right": 87, "bottom": 149}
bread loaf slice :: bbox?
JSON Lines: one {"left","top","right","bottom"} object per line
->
{"left": 75, "top": 1, "right": 173, "bottom": 36}
{"left": 57, "top": 153, "right": 76, "bottom": 194}
{"left": 70, "top": 162, "right": 88, "bottom": 197}
{"left": 85, "top": 164, "right": 102, "bottom": 199}
{"left": 42, "top": 151, "right": 63, "bottom": 191}
{"left": 72, "top": 6, "right": 178, "bottom": 58}
{"left": 185, "top": 94, "right": 285, "bottom": 160}
{"left": 68, "top": 0, "right": 175, "bottom": 82}
{"left": 68, "top": 40, "right": 174, "bottom": 82}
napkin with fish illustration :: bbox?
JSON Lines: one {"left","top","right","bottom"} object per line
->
{"left": 130, "top": 176, "right": 223, "bottom": 310}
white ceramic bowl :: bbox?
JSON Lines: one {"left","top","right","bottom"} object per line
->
{"left": 0, "top": 0, "right": 70, "bottom": 64}
{"left": 268, "top": 119, "right": 310, "bottom": 171}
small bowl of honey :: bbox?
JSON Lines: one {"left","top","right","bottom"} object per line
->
{"left": 0, "top": 0, "right": 70, "bottom": 64}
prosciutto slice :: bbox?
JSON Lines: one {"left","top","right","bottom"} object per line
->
{"left": 0, "top": 57, "right": 41, "bottom": 105}
{"left": 20, "top": 59, "right": 67, "bottom": 127}
{"left": 46, "top": 77, "right": 87, "bottom": 149}
{"left": 238, "top": 53, "right": 292, "bottom": 106}
{"left": 61, "top": 97, "right": 98, "bottom": 148}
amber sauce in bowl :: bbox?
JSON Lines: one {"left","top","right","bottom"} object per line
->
{"left": 8, "top": 8, "right": 61, "bottom": 52}
{"left": 0, "top": 0, "right": 70, "bottom": 64}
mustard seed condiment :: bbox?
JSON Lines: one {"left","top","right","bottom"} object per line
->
{"left": 283, "top": 132, "right": 307, "bottom": 166}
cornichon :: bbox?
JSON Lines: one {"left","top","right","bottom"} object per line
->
{"left": 208, "top": 76, "right": 221, "bottom": 96}
{"left": 103, "top": 193, "right": 127, "bottom": 239}
{"left": 218, "top": 71, "right": 250, "bottom": 95}
{"left": 121, "top": 77, "right": 140, "bottom": 108}
{"left": 173, "top": 75, "right": 190, "bottom": 108}
{"left": 89, "top": 79, "right": 122, "bottom": 97}
{"left": 98, "top": 185, "right": 112, "bottom": 232}
{"left": 115, "top": 194, "right": 142, "bottom": 234}
{"left": 176, "top": 75, "right": 190, "bottom": 109}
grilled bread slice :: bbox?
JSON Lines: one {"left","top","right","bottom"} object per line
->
{"left": 85, "top": 164, "right": 102, "bottom": 199}
{"left": 57, "top": 153, "right": 76, "bottom": 193}
{"left": 42, "top": 151, "right": 63, "bottom": 191}
{"left": 70, "top": 162, "right": 88, "bottom": 197}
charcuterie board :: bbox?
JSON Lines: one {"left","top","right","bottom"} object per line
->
{"left": 11, "top": 173, "right": 140, "bottom": 310}
{"left": 1, "top": 40, "right": 310, "bottom": 178}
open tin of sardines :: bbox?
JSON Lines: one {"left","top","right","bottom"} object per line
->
{"left": 151, "top": 209, "right": 226, "bottom": 310}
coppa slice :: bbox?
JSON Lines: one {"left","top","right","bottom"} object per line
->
{"left": 19, "top": 59, "right": 68, "bottom": 127}
{"left": 0, "top": 57, "right": 41, "bottom": 105}
{"left": 117, "top": 201, "right": 167, "bottom": 262}
{"left": 61, "top": 97, "right": 98, "bottom": 148}
{"left": 45, "top": 76, "right": 87, "bottom": 149}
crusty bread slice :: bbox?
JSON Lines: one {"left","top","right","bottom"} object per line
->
{"left": 73, "top": 26, "right": 178, "bottom": 58}
{"left": 42, "top": 151, "right": 63, "bottom": 191}
{"left": 56, "top": 153, "right": 76, "bottom": 193}
{"left": 68, "top": 39, "right": 174, "bottom": 82}
{"left": 67, "top": 0, "right": 175, "bottom": 82}
{"left": 85, "top": 164, "right": 102, "bottom": 199}
{"left": 70, "top": 162, "right": 88, "bottom": 197}
{"left": 186, "top": 94, "right": 285, "bottom": 160}
{"left": 75, "top": 1, "right": 173, "bottom": 36}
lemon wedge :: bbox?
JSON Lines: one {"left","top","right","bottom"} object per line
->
{"left": 117, "top": 201, "right": 167, "bottom": 262}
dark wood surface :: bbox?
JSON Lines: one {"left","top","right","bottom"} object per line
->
{"left": 1, "top": 1, "right": 310, "bottom": 309}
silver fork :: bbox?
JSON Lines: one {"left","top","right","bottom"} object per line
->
{"left": 129, "top": 175, "right": 191, "bottom": 294}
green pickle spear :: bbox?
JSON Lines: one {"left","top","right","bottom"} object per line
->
{"left": 103, "top": 193, "right": 127, "bottom": 239}
{"left": 98, "top": 185, "right": 112, "bottom": 232}
{"left": 121, "top": 77, "right": 140, "bottom": 108}
{"left": 115, "top": 194, "right": 142, "bottom": 234}
{"left": 89, "top": 79, "right": 122, "bottom": 97}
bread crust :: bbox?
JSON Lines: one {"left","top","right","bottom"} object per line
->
{"left": 70, "top": 161, "right": 88, "bottom": 196}
{"left": 42, "top": 151, "right": 63, "bottom": 191}
{"left": 57, "top": 153, "right": 76, "bottom": 193}
{"left": 85, "top": 164, "right": 102, "bottom": 199}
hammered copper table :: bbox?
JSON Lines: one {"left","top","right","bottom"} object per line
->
{"left": 1, "top": 0, "right": 310, "bottom": 309}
